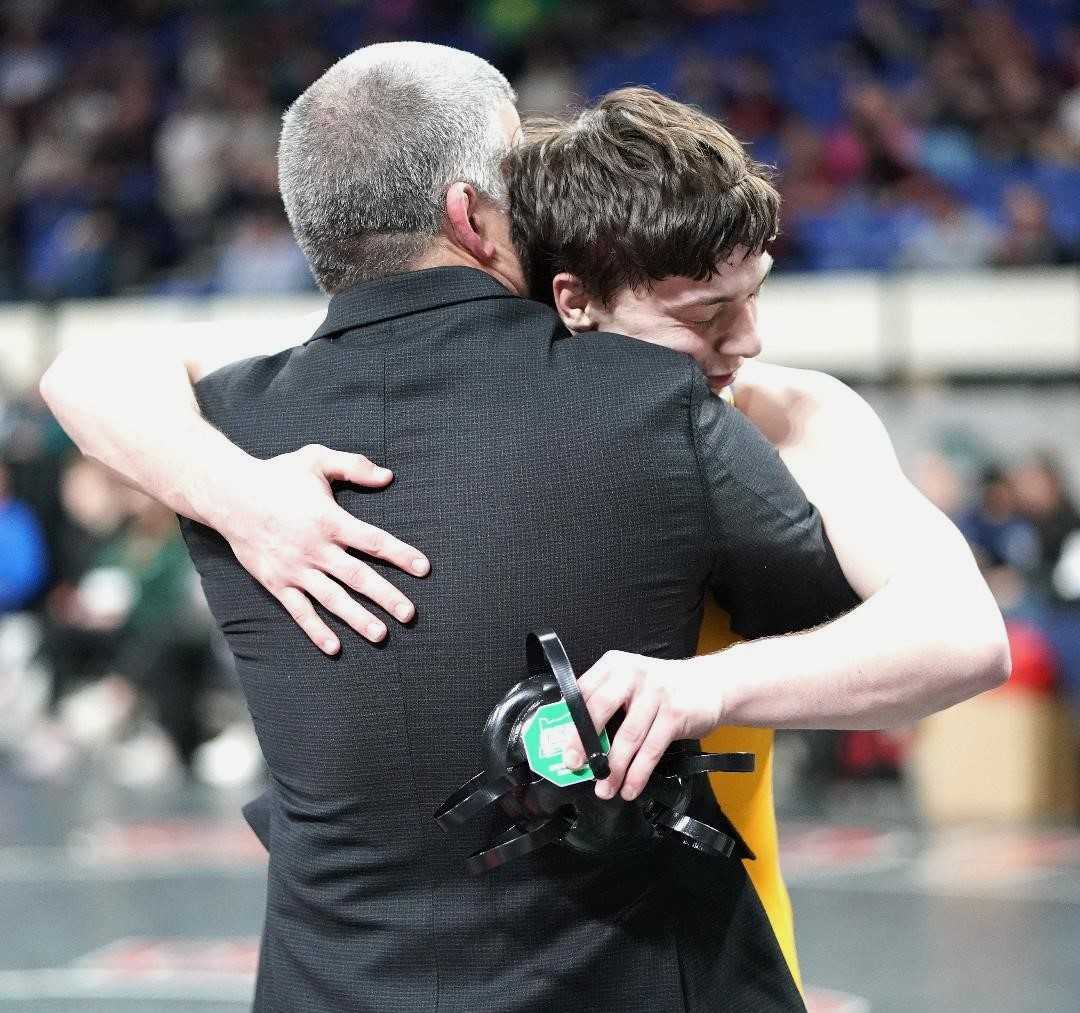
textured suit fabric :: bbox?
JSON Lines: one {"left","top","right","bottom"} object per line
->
{"left": 180, "top": 266, "right": 859, "bottom": 1012}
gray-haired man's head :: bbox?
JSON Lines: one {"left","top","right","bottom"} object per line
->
{"left": 279, "top": 42, "right": 517, "bottom": 294}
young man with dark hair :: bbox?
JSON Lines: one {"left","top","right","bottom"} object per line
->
{"left": 504, "top": 88, "right": 1007, "bottom": 985}
{"left": 510, "top": 87, "right": 780, "bottom": 313}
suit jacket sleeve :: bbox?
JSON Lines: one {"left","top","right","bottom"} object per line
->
{"left": 690, "top": 372, "right": 861, "bottom": 640}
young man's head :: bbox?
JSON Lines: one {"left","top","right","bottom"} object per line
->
{"left": 508, "top": 88, "right": 779, "bottom": 393}
{"left": 279, "top": 42, "right": 525, "bottom": 296}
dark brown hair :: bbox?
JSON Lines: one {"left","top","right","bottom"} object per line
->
{"left": 507, "top": 87, "right": 780, "bottom": 304}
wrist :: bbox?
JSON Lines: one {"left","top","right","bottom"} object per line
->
{"left": 678, "top": 655, "right": 727, "bottom": 734}
{"left": 696, "top": 639, "right": 774, "bottom": 729}
{"left": 186, "top": 437, "right": 261, "bottom": 532}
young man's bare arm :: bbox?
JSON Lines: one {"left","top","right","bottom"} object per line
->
{"left": 563, "top": 369, "right": 1010, "bottom": 801}
{"left": 39, "top": 315, "right": 430, "bottom": 653}
{"left": 732, "top": 364, "right": 1009, "bottom": 721}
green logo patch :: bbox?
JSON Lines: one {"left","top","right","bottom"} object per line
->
{"left": 521, "top": 700, "right": 610, "bottom": 787}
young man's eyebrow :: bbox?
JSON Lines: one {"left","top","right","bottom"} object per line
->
{"left": 682, "top": 257, "right": 774, "bottom": 308}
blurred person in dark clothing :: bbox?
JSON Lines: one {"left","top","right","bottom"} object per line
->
{"left": 1009, "top": 453, "right": 1080, "bottom": 715}
{"left": 40, "top": 455, "right": 130, "bottom": 705}
{"left": 837, "top": 82, "right": 918, "bottom": 191}
{"left": 48, "top": 455, "right": 128, "bottom": 589}
{"left": 847, "top": 0, "right": 924, "bottom": 75}
{"left": 98, "top": 495, "right": 220, "bottom": 769}
{"left": 1011, "top": 451, "right": 1080, "bottom": 588}
{"left": 956, "top": 464, "right": 1040, "bottom": 574}
{"left": 40, "top": 459, "right": 221, "bottom": 776}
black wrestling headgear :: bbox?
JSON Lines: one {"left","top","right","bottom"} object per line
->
{"left": 435, "top": 630, "right": 755, "bottom": 874}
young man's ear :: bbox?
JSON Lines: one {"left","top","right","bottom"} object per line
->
{"left": 552, "top": 273, "right": 599, "bottom": 333}
{"left": 444, "top": 182, "right": 495, "bottom": 263}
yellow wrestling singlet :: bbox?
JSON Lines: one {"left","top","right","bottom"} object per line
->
{"left": 697, "top": 427, "right": 803, "bottom": 992}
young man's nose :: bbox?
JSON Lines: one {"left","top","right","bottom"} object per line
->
{"left": 718, "top": 305, "right": 762, "bottom": 359}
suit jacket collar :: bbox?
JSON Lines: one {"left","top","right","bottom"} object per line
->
{"left": 309, "top": 267, "right": 519, "bottom": 342}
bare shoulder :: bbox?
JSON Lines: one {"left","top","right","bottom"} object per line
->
{"left": 740, "top": 360, "right": 862, "bottom": 406}
{"left": 737, "top": 361, "right": 872, "bottom": 449}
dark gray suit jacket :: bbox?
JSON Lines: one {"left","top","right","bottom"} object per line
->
{"left": 181, "top": 267, "right": 858, "bottom": 1012}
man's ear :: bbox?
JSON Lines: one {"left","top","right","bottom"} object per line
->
{"left": 552, "top": 273, "right": 599, "bottom": 332}
{"left": 444, "top": 182, "right": 495, "bottom": 263}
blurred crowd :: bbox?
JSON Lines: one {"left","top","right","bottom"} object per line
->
{"left": 1, "top": 0, "right": 1080, "bottom": 301}
{"left": 0, "top": 390, "right": 260, "bottom": 787}
{"left": 914, "top": 443, "right": 1080, "bottom": 705}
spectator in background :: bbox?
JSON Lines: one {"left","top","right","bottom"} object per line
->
{"left": 714, "top": 54, "right": 784, "bottom": 143}
{"left": 909, "top": 448, "right": 967, "bottom": 518}
{"left": 24, "top": 206, "right": 118, "bottom": 299}
{"left": 94, "top": 495, "right": 216, "bottom": 767}
{"left": 1011, "top": 452, "right": 1080, "bottom": 600}
{"left": 155, "top": 95, "right": 231, "bottom": 236}
{"left": 0, "top": 8, "right": 61, "bottom": 115}
{"left": 898, "top": 182, "right": 1000, "bottom": 270}
{"left": 1006, "top": 452, "right": 1080, "bottom": 725}
{"left": 833, "top": 82, "right": 918, "bottom": 191}
{"left": 40, "top": 457, "right": 139, "bottom": 715}
{"left": 48, "top": 454, "right": 128, "bottom": 592}
{"left": 512, "top": 44, "right": 580, "bottom": 117}
{"left": 0, "top": 109, "right": 19, "bottom": 298}
{"left": 848, "top": 0, "right": 924, "bottom": 75}
{"left": 37, "top": 457, "right": 230, "bottom": 785}
{"left": 956, "top": 464, "right": 1040, "bottom": 574}
{"left": 0, "top": 459, "right": 48, "bottom": 613}
{"left": 1057, "top": 24, "right": 1080, "bottom": 151}
{"left": 995, "top": 185, "right": 1073, "bottom": 267}
{"left": 214, "top": 208, "right": 313, "bottom": 295}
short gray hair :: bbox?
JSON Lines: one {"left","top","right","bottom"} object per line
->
{"left": 278, "top": 42, "right": 516, "bottom": 294}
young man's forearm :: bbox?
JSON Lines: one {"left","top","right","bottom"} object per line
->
{"left": 40, "top": 342, "right": 253, "bottom": 529}
{"left": 711, "top": 562, "right": 1010, "bottom": 729}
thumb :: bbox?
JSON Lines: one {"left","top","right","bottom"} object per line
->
{"left": 562, "top": 730, "right": 586, "bottom": 770}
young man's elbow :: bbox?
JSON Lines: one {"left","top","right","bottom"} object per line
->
{"left": 968, "top": 622, "right": 1012, "bottom": 694}
{"left": 38, "top": 359, "right": 62, "bottom": 411}
{"left": 39, "top": 351, "right": 83, "bottom": 415}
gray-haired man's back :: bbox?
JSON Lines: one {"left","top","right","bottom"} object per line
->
{"left": 181, "top": 266, "right": 855, "bottom": 1012}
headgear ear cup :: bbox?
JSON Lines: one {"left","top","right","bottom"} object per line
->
{"left": 434, "top": 630, "right": 755, "bottom": 873}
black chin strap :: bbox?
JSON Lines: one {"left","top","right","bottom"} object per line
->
{"left": 527, "top": 630, "right": 609, "bottom": 781}
{"left": 647, "top": 804, "right": 740, "bottom": 858}
{"left": 655, "top": 751, "right": 755, "bottom": 778}
{"left": 434, "top": 766, "right": 529, "bottom": 831}
{"left": 464, "top": 815, "right": 574, "bottom": 875}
